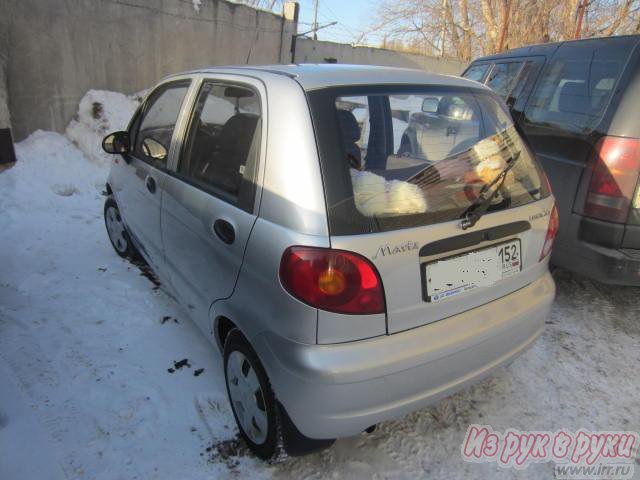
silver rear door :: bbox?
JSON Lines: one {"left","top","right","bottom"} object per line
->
{"left": 161, "top": 75, "right": 265, "bottom": 334}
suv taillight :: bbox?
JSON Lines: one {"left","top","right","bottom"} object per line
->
{"left": 540, "top": 204, "right": 559, "bottom": 261}
{"left": 279, "top": 246, "right": 385, "bottom": 315}
{"left": 582, "top": 136, "right": 640, "bottom": 223}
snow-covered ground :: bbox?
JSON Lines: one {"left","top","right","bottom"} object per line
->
{"left": 0, "top": 91, "right": 639, "bottom": 480}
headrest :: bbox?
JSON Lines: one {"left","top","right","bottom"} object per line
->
{"left": 337, "top": 109, "right": 361, "bottom": 143}
{"left": 224, "top": 86, "right": 255, "bottom": 98}
{"left": 558, "top": 82, "right": 588, "bottom": 115}
{"left": 221, "top": 113, "right": 259, "bottom": 135}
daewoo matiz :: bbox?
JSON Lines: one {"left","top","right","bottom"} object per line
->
{"left": 101, "top": 64, "right": 557, "bottom": 460}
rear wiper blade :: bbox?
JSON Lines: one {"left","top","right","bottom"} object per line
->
{"left": 460, "top": 151, "right": 521, "bottom": 230}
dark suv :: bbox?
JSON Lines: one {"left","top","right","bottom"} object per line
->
{"left": 463, "top": 35, "right": 640, "bottom": 285}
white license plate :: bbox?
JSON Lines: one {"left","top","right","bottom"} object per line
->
{"left": 424, "top": 240, "right": 521, "bottom": 302}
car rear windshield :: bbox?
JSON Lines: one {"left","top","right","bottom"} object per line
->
{"left": 307, "top": 85, "right": 551, "bottom": 235}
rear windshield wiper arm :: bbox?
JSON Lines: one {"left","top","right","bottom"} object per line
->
{"left": 460, "top": 151, "right": 521, "bottom": 230}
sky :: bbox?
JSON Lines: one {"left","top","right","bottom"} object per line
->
{"left": 295, "top": 0, "right": 379, "bottom": 45}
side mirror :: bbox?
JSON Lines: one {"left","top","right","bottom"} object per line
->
{"left": 421, "top": 97, "right": 439, "bottom": 113}
{"left": 141, "top": 137, "right": 167, "bottom": 162}
{"left": 102, "top": 131, "right": 130, "bottom": 154}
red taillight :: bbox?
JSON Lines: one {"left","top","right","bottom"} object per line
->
{"left": 279, "top": 246, "right": 385, "bottom": 315}
{"left": 540, "top": 204, "right": 559, "bottom": 261}
{"left": 582, "top": 136, "right": 640, "bottom": 223}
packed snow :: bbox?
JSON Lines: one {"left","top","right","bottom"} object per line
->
{"left": 66, "top": 89, "right": 143, "bottom": 166}
{"left": 0, "top": 91, "right": 639, "bottom": 480}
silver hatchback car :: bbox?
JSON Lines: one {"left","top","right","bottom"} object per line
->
{"left": 102, "top": 64, "right": 557, "bottom": 460}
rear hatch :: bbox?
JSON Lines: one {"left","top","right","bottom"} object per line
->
{"left": 308, "top": 84, "right": 554, "bottom": 334}
{"left": 518, "top": 37, "right": 640, "bottom": 249}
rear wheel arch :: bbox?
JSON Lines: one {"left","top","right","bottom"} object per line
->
{"left": 215, "top": 316, "right": 239, "bottom": 352}
{"left": 222, "top": 327, "right": 335, "bottom": 458}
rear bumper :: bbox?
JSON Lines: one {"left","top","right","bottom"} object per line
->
{"left": 552, "top": 241, "right": 640, "bottom": 285}
{"left": 552, "top": 214, "right": 640, "bottom": 285}
{"left": 253, "top": 272, "right": 555, "bottom": 439}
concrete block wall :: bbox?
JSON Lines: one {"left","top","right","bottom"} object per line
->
{"left": 0, "top": 13, "right": 10, "bottom": 130}
{"left": 295, "top": 38, "right": 466, "bottom": 75}
{"left": 4, "top": 0, "right": 467, "bottom": 141}
{"left": 0, "top": 13, "right": 15, "bottom": 165}
{"left": 5, "top": 0, "right": 297, "bottom": 140}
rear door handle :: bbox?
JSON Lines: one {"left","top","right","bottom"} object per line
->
{"left": 145, "top": 176, "right": 156, "bottom": 194}
{"left": 213, "top": 219, "right": 235, "bottom": 245}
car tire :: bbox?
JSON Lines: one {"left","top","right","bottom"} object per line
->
{"left": 104, "top": 196, "right": 139, "bottom": 260}
{"left": 223, "top": 329, "right": 284, "bottom": 461}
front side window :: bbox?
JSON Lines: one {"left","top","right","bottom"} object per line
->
{"left": 524, "top": 54, "right": 624, "bottom": 133}
{"left": 486, "top": 62, "right": 523, "bottom": 99}
{"left": 178, "top": 82, "right": 261, "bottom": 207}
{"left": 133, "top": 82, "right": 190, "bottom": 168}
{"left": 308, "top": 86, "right": 550, "bottom": 235}
{"left": 463, "top": 64, "right": 490, "bottom": 83}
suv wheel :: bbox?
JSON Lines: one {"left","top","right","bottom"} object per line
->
{"left": 223, "top": 329, "right": 283, "bottom": 461}
{"left": 104, "top": 196, "right": 138, "bottom": 260}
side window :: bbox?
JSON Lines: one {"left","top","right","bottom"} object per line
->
{"left": 463, "top": 64, "right": 490, "bottom": 83}
{"left": 505, "top": 61, "right": 532, "bottom": 106}
{"left": 486, "top": 62, "right": 523, "bottom": 99}
{"left": 133, "top": 82, "right": 190, "bottom": 168}
{"left": 179, "top": 82, "right": 261, "bottom": 207}
{"left": 524, "top": 51, "right": 625, "bottom": 132}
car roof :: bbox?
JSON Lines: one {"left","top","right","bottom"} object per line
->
{"left": 167, "top": 64, "right": 484, "bottom": 91}
{"left": 471, "top": 34, "right": 640, "bottom": 63}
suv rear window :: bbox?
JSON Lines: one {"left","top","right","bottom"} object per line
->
{"left": 307, "top": 86, "right": 550, "bottom": 235}
{"left": 524, "top": 50, "right": 626, "bottom": 132}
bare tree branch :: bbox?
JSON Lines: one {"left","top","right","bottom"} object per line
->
{"left": 366, "top": 0, "right": 640, "bottom": 61}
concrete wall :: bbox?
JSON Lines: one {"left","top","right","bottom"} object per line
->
{"left": 0, "top": 13, "right": 15, "bottom": 165}
{"left": 295, "top": 38, "right": 466, "bottom": 75}
{"left": 0, "top": 14, "right": 10, "bottom": 130}
{"left": 5, "top": 0, "right": 467, "bottom": 141}
{"left": 5, "top": 0, "right": 297, "bottom": 140}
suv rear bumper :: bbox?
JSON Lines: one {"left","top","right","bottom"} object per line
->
{"left": 253, "top": 272, "right": 555, "bottom": 440}
{"left": 552, "top": 241, "right": 640, "bottom": 285}
{"left": 551, "top": 214, "right": 640, "bottom": 286}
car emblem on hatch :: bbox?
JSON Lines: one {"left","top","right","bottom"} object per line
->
{"left": 372, "top": 241, "right": 418, "bottom": 260}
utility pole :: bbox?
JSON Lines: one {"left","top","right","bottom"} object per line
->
{"left": 497, "top": 0, "right": 512, "bottom": 52}
{"left": 313, "top": 0, "right": 319, "bottom": 40}
{"left": 574, "top": 0, "right": 588, "bottom": 39}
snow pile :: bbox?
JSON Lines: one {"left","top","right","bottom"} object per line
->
{"left": 1, "top": 130, "right": 106, "bottom": 214}
{"left": 66, "top": 90, "right": 141, "bottom": 166}
{"left": 0, "top": 94, "right": 267, "bottom": 479}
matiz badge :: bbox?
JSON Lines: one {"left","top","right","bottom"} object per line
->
{"left": 373, "top": 241, "right": 418, "bottom": 259}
